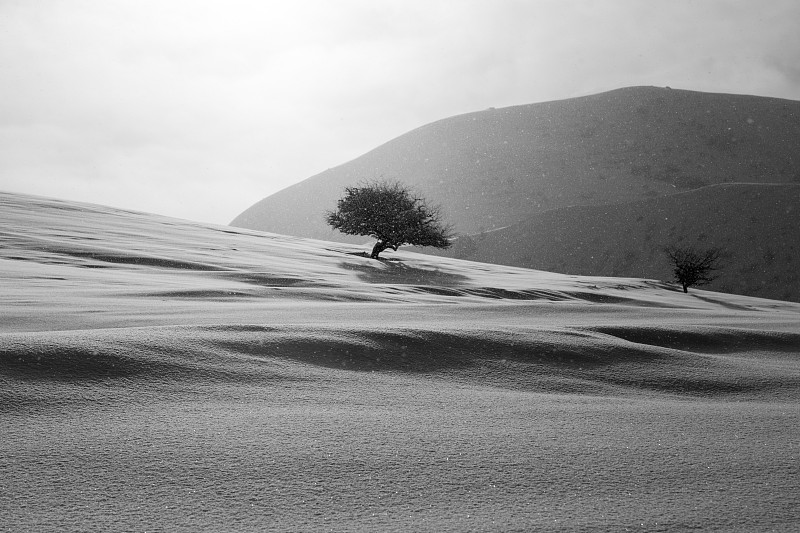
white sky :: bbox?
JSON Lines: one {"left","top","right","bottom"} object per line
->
{"left": 2, "top": 0, "right": 799, "bottom": 225}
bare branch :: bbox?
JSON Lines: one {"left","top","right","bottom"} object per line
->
{"left": 664, "top": 245, "right": 724, "bottom": 293}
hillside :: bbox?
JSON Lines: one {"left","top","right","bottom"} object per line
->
{"left": 232, "top": 86, "right": 800, "bottom": 241}
{"left": 3, "top": 191, "right": 800, "bottom": 531}
{"left": 431, "top": 183, "right": 800, "bottom": 302}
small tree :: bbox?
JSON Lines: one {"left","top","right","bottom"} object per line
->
{"left": 664, "top": 245, "right": 723, "bottom": 293}
{"left": 325, "top": 181, "right": 453, "bottom": 259}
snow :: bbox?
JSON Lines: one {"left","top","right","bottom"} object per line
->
{"left": 2, "top": 190, "right": 800, "bottom": 531}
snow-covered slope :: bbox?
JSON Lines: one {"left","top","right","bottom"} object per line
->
{"left": 2, "top": 191, "right": 800, "bottom": 532}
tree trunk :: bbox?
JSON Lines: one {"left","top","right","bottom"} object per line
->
{"left": 683, "top": 284, "right": 688, "bottom": 293}
{"left": 371, "top": 240, "right": 389, "bottom": 259}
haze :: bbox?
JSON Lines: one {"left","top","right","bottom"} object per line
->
{"left": 2, "top": 0, "right": 800, "bottom": 224}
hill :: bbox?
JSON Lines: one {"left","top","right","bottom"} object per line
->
{"left": 232, "top": 86, "right": 800, "bottom": 239}
{"left": 231, "top": 86, "right": 800, "bottom": 302}
{"left": 3, "top": 191, "right": 800, "bottom": 531}
{"left": 432, "top": 183, "right": 800, "bottom": 302}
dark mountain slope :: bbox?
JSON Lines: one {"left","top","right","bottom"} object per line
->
{"left": 434, "top": 183, "right": 800, "bottom": 302}
{"left": 232, "top": 86, "right": 800, "bottom": 241}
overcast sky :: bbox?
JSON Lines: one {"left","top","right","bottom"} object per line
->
{"left": 2, "top": 0, "right": 799, "bottom": 225}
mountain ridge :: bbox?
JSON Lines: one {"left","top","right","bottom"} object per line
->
{"left": 233, "top": 85, "right": 800, "bottom": 236}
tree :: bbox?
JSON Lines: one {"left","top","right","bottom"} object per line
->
{"left": 664, "top": 245, "right": 723, "bottom": 293}
{"left": 325, "top": 181, "right": 453, "bottom": 259}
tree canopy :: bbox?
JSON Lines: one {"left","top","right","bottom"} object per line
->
{"left": 326, "top": 181, "right": 453, "bottom": 259}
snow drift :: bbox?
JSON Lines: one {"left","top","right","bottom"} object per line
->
{"left": 2, "top": 191, "right": 800, "bottom": 532}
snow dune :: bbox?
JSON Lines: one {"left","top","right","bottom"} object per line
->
{"left": 2, "top": 191, "right": 800, "bottom": 531}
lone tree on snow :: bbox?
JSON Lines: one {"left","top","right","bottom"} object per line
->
{"left": 664, "top": 245, "right": 723, "bottom": 293}
{"left": 326, "top": 180, "right": 453, "bottom": 259}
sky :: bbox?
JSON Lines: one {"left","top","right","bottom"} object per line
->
{"left": 2, "top": 0, "right": 800, "bottom": 225}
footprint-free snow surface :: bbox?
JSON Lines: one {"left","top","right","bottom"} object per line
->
{"left": 2, "top": 191, "right": 800, "bottom": 532}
